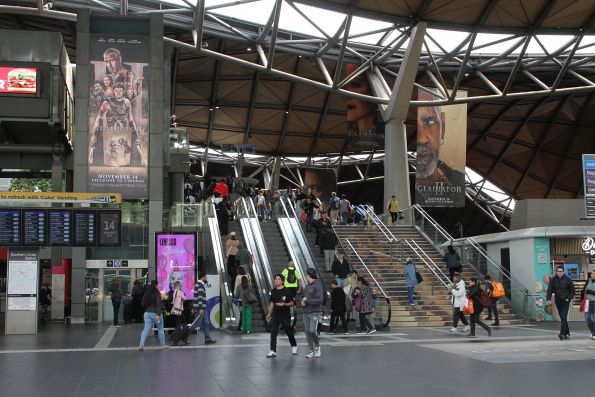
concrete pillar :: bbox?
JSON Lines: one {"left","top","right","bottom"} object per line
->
{"left": 384, "top": 119, "right": 411, "bottom": 208}
{"left": 271, "top": 156, "right": 281, "bottom": 192}
{"left": 147, "top": 14, "right": 165, "bottom": 280}
{"left": 170, "top": 172, "right": 184, "bottom": 203}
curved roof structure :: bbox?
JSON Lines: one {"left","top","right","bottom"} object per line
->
{"left": 0, "top": 0, "right": 594, "bottom": 228}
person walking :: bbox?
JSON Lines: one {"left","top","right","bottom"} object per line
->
{"left": 329, "top": 192, "right": 341, "bottom": 224}
{"left": 582, "top": 271, "right": 595, "bottom": 340}
{"left": 448, "top": 273, "right": 470, "bottom": 333}
{"left": 256, "top": 190, "right": 267, "bottom": 221}
{"left": 234, "top": 266, "right": 252, "bottom": 331}
{"left": 320, "top": 225, "right": 337, "bottom": 265}
{"left": 138, "top": 280, "right": 168, "bottom": 351}
{"left": 339, "top": 195, "right": 351, "bottom": 225}
{"left": 225, "top": 232, "right": 242, "bottom": 291}
{"left": 329, "top": 280, "right": 348, "bottom": 335}
{"left": 281, "top": 261, "right": 302, "bottom": 298}
{"left": 403, "top": 258, "right": 418, "bottom": 306}
{"left": 344, "top": 269, "right": 360, "bottom": 331}
{"left": 301, "top": 268, "right": 324, "bottom": 358}
{"left": 483, "top": 274, "right": 500, "bottom": 326}
{"left": 109, "top": 277, "right": 123, "bottom": 327}
{"left": 171, "top": 281, "right": 186, "bottom": 330}
{"left": 466, "top": 278, "right": 492, "bottom": 337}
{"left": 546, "top": 265, "right": 575, "bottom": 340}
{"left": 131, "top": 279, "right": 145, "bottom": 323}
{"left": 331, "top": 250, "right": 350, "bottom": 287}
{"left": 235, "top": 276, "right": 256, "bottom": 334}
{"left": 191, "top": 272, "right": 217, "bottom": 345}
{"left": 266, "top": 274, "right": 298, "bottom": 358}
{"left": 443, "top": 246, "right": 461, "bottom": 281}
{"left": 356, "top": 277, "right": 376, "bottom": 334}
{"left": 386, "top": 195, "right": 401, "bottom": 224}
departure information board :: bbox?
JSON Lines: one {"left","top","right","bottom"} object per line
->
{"left": 0, "top": 209, "right": 21, "bottom": 246}
{"left": 73, "top": 209, "right": 97, "bottom": 246}
{"left": 48, "top": 209, "right": 72, "bottom": 246}
{"left": 22, "top": 209, "right": 47, "bottom": 246}
{"left": 98, "top": 210, "right": 121, "bottom": 247}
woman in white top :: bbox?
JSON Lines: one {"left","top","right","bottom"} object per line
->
{"left": 171, "top": 281, "right": 186, "bottom": 332}
{"left": 448, "top": 273, "right": 470, "bottom": 333}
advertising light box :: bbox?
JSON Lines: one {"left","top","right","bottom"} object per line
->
{"left": 0, "top": 67, "right": 38, "bottom": 95}
{"left": 156, "top": 233, "right": 197, "bottom": 299}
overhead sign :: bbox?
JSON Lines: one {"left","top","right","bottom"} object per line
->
{"left": 582, "top": 154, "right": 595, "bottom": 218}
{"left": 0, "top": 192, "right": 122, "bottom": 204}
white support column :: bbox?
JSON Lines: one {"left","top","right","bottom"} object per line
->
{"left": 382, "top": 22, "right": 426, "bottom": 209}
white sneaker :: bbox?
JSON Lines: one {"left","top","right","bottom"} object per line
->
{"left": 591, "top": 335, "right": 595, "bottom": 340}
{"left": 291, "top": 346, "right": 298, "bottom": 355}
{"left": 305, "top": 351, "right": 315, "bottom": 358}
{"left": 357, "top": 331, "right": 366, "bottom": 335}
{"left": 448, "top": 327, "right": 458, "bottom": 333}
{"left": 463, "top": 326, "right": 470, "bottom": 332}
{"left": 367, "top": 329, "right": 376, "bottom": 335}
{"left": 314, "top": 347, "right": 321, "bottom": 358}
{"left": 266, "top": 351, "right": 277, "bottom": 358}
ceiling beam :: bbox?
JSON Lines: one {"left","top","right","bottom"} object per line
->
{"left": 275, "top": 57, "right": 302, "bottom": 154}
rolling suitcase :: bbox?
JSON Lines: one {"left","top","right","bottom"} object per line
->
{"left": 171, "top": 323, "right": 190, "bottom": 345}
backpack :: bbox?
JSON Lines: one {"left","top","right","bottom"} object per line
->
{"left": 332, "top": 197, "right": 341, "bottom": 210}
{"left": 478, "top": 290, "right": 492, "bottom": 307}
{"left": 286, "top": 267, "right": 297, "bottom": 284}
{"left": 492, "top": 281, "right": 505, "bottom": 298}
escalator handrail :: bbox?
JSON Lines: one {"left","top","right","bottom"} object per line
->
{"left": 206, "top": 201, "right": 236, "bottom": 326}
{"left": 243, "top": 197, "right": 275, "bottom": 290}
{"left": 343, "top": 239, "right": 391, "bottom": 328}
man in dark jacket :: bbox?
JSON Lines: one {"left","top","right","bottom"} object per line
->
{"left": 110, "top": 277, "right": 123, "bottom": 327}
{"left": 331, "top": 250, "right": 350, "bottom": 287}
{"left": 320, "top": 226, "right": 337, "bottom": 268}
{"left": 329, "top": 280, "right": 348, "bottom": 334}
{"left": 546, "top": 265, "right": 575, "bottom": 340}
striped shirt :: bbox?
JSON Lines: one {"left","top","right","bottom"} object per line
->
{"left": 193, "top": 280, "right": 206, "bottom": 312}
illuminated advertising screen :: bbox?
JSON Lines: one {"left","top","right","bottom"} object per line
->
{"left": 0, "top": 67, "right": 38, "bottom": 95}
{"left": 156, "top": 233, "right": 197, "bottom": 299}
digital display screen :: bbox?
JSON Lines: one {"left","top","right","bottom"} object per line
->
{"left": 22, "top": 209, "right": 47, "bottom": 246}
{"left": 73, "top": 209, "right": 97, "bottom": 246}
{"left": 0, "top": 67, "right": 38, "bottom": 95}
{"left": 98, "top": 210, "right": 121, "bottom": 247}
{"left": 0, "top": 209, "right": 21, "bottom": 246}
{"left": 48, "top": 209, "right": 72, "bottom": 246}
{"left": 156, "top": 233, "right": 196, "bottom": 298}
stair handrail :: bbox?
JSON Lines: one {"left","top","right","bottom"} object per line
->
{"left": 343, "top": 239, "right": 392, "bottom": 328}
{"left": 206, "top": 201, "right": 236, "bottom": 326}
{"left": 361, "top": 204, "right": 395, "bottom": 243}
{"left": 404, "top": 239, "right": 451, "bottom": 289}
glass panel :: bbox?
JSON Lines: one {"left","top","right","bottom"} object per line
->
{"left": 85, "top": 269, "right": 100, "bottom": 322}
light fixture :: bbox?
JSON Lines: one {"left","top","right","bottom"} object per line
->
{"left": 215, "top": 105, "right": 220, "bottom": 109}
{"left": 285, "top": 111, "right": 289, "bottom": 114}
{"left": 464, "top": 73, "right": 470, "bottom": 77}
{"left": 246, "top": 46, "right": 252, "bottom": 52}
{"left": 203, "top": 41, "right": 209, "bottom": 47}
{"left": 209, "top": 107, "right": 213, "bottom": 111}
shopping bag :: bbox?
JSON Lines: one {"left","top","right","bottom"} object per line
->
{"left": 463, "top": 298, "right": 474, "bottom": 314}
{"left": 580, "top": 292, "right": 590, "bottom": 313}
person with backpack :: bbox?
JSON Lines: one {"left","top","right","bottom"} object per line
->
{"left": 266, "top": 274, "right": 298, "bottom": 358}
{"left": 235, "top": 275, "right": 257, "bottom": 334}
{"left": 138, "top": 280, "right": 168, "bottom": 351}
{"left": 301, "top": 268, "right": 324, "bottom": 358}
{"left": 466, "top": 278, "right": 492, "bottom": 337}
{"left": 339, "top": 195, "right": 351, "bottom": 225}
{"left": 483, "top": 274, "right": 500, "bottom": 326}
{"left": 329, "top": 192, "right": 341, "bottom": 224}
{"left": 448, "top": 272, "right": 470, "bottom": 333}
{"left": 403, "top": 258, "right": 418, "bottom": 306}
{"left": 546, "top": 265, "right": 575, "bottom": 340}
{"left": 443, "top": 245, "right": 461, "bottom": 281}
{"left": 281, "top": 261, "right": 302, "bottom": 298}
{"left": 329, "top": 280, "right": 348, "bottom": 335}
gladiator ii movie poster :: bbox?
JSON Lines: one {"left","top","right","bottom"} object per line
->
{"left": 415, "top": 89, "right": 467, "bottom": 207}
{"left": 88, "top": 34, "right": 149, "bottom": 199}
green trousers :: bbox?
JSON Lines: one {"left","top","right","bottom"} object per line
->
{"left": 241, "top": 305, "right": 252, "bottom": 333}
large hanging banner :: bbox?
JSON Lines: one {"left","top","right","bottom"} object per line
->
{"left": 304, "top": 168, "right": 338, "bottom": 204}
{"left": 344, "top": 64, "right": 384, "bottom": 150}
{"left": 88, "top": 34, "right": 149, "bottom": 199}
{"left": 415, "top": 89, "right": 466, "bottom": 207}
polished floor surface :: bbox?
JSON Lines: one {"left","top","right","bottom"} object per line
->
{"left": 0, "top": 320, "right": 593, "bottom": 397}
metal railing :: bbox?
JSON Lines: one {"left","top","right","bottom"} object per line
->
{"left": 204, "top": 202, "right": 236, "bottom": 327}
{"left": 235, "top": 197, "right": 273, "bottom": 329}
{"left": 343, "top": 239, "right": 391, "bottom": 328}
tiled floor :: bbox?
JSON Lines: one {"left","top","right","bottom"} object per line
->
{"left": 0, "top": 321, "right": 593, "bottom": 397}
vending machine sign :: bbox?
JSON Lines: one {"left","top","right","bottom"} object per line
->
{"left": 0, "top": 67, "right": 38, "bottom": 95}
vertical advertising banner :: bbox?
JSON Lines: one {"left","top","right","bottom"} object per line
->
{"left": 582, "top": 154, "right": 595, "bottom": 218}
{"left": 88, "top": 34, "right": 149, "bottom": 199}
{"left": 156, "top": 233, "right": 197, "bottom": 299}
{"left": 344, "top": 64, "right": 385, "bottom": 150}
{"left": 304, "top": 168, "right": 338, "bottom": 204}
{"left": 415, "top": 89, "right": 467, "bottom": 207}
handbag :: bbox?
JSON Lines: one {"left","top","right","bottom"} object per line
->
{"left": 545, "top": 302, "right": 552, "bottom": 314}
{"left": 415, "top": 271, "right": 423, "bottom": 284}
{"left": 479, "top": 291, "right": 492, "bottom": 308}
{"left": 579, "top": 292, "right": 590, "bottom": 313}
{"left": 463, "top": 298, "right": 474, "bottom": 314}
{"left": 299, "top": 210, "right": 307, "bottom": 222}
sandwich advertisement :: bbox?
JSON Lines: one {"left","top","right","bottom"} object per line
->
{"left": 0, "top": 67, "right": 38, "bottom": 95}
